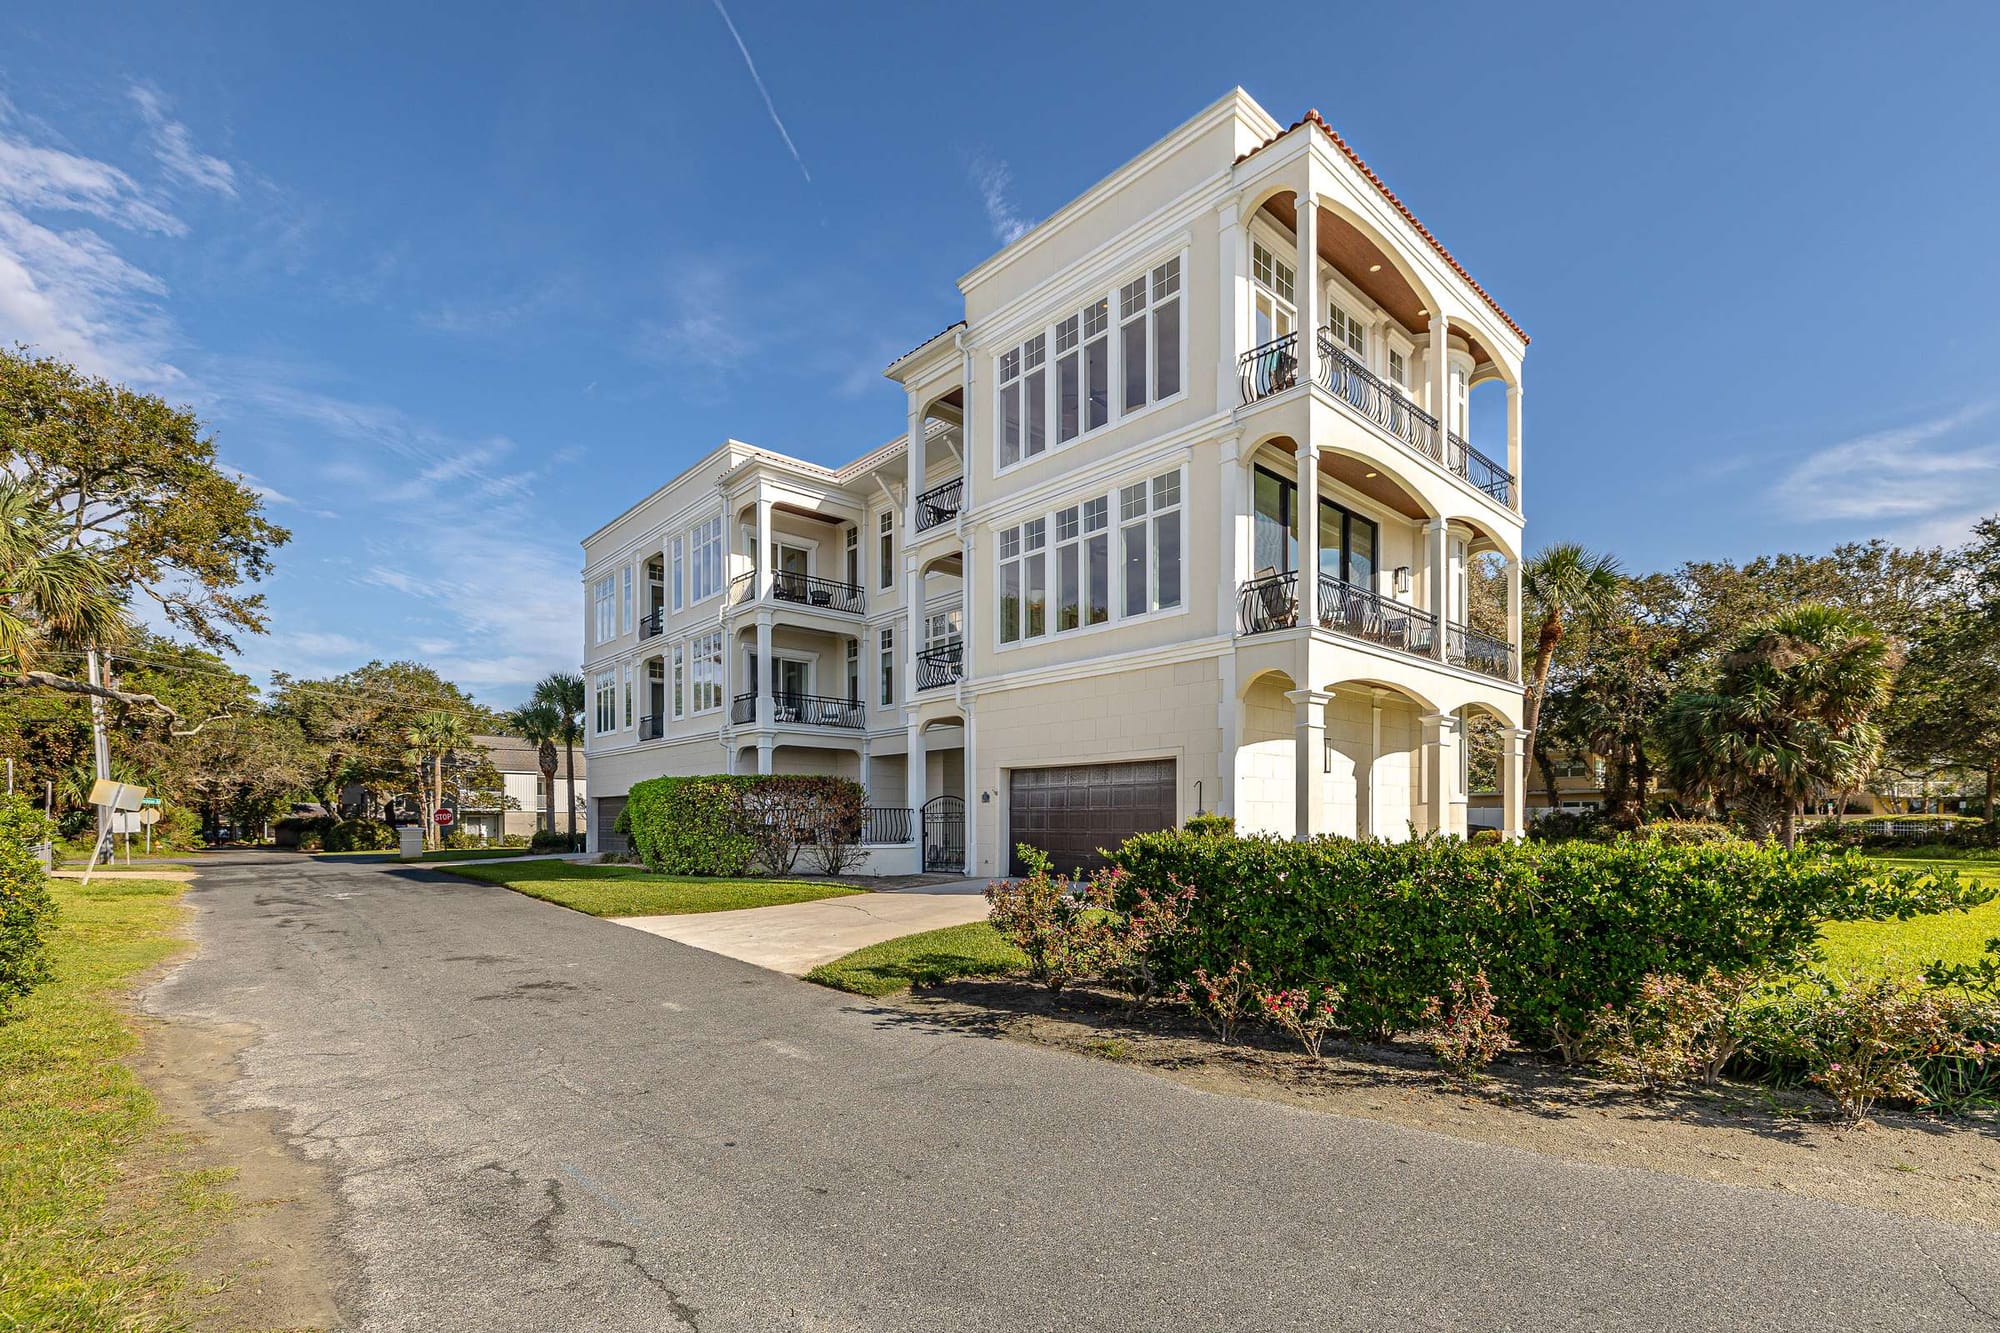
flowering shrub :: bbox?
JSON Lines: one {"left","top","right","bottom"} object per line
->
{"left": 1256, "top": 984, "right": 1343, "bottom": 1060}
{"left": 1592, "top": 969, "right": 1756, "bottom": 1095}
{"left": 986, "top": 847, "right": 1124, "bottom": 992}
{"left": 1421, "top": 971, "right": 1510, "bottom": 1083}
{"left": 1741, "top": 974, "right": 1974, "bottom": 1122}
{"left": 1175, "top": 958, "right": 1256, "bottom": 1044}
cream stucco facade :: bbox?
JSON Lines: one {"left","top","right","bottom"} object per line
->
{"left": 581, "top": 88, "right": 1531, "bottom": 875}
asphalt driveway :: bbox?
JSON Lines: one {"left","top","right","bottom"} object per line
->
{"left": 147, "top": 851, "right": 2000, "bottom": 1331}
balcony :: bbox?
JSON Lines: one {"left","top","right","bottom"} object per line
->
{"left": 729, "top": 691, "right": 866, "bottom": 730}
{"left": 1237, "top": 570, "right": 1449, "bottom": 662}
{"left": 1447, "top": 622, "right": 1516, "bottom": 681}
{"left": 860, "top": 806, "right": 914, "bottom": 844}
{"left": 914, "top": 477, "right": 963, "bottom": 533}
{"left": 916, "top": 641, "right": 962, "bottom": 691}
{"left": 638, "top": 713, "right": 663, "bottom": 740}
{"left": 638, "top": 608, "right": 663, "bottom": 639}
{"left": 1239, "top": 331, "right": 1517, "bottom": 510}
{"left": 731, "top": 570, "right": 866, "bottom": 615}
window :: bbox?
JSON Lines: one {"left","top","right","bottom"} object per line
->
{"left": 622, "top": 668, "right": 633, "bottom": 729}
{"left": 877, "top": 510, "right": 895, "bottom": 590}
{"left": 878, "top": 625, "right": 895, "bottom": 707}
{"left": 1328, "top": 305, "right": 1366, "bottom": 359}
{"left": 1053, "top": 300, "right": 1111, "bottom": 445}
{"left": 845, "top": 637, "right": 860, "bottom": 701}
{"left": 1253, "top": 465, "right": 1381, "bottom": 588}
{"left": 671, "top": 641, "right": 686, "bottom": 719}
{"left": 620, "top": 566, "right": 633, "bottom": 634}
{"left": 1116, "top": 471, "right": 1182, "bottom": 617}
{"left": 1052, "top": 502, "right": 1108, "bottom": 632}
{"left": 1120, "top": 256, "right": 1181, "bottom": 412}
{"left": 592, "top": 575, "right": 616, "bottom": 644}
{"left": 1388, "top": 348, "right": 1407, "bottom": 390}
{"left": 998, "top": 333, "right": 1047, "bottom": 468}
{"left": 689, "top": 517, "right": 723, "bottom": 602}
{"left": 688, "top": 631, "right": 723, "bottom": 712}
{"left": 592, "top": 670, "right": 617, "bottom": 734}
{"left": 670, "top": 536, "right": 684, "bottom": 612}
{"left": 924, "top": 605, "right": 962, "bottom": 649}
{"left": 1251, "top": 241, "right": 1296, "bottom": 346}
{"left": 844, "top": 524, "right": 859, "bottom": 588}
{"left": 996, "top": 517, "right": 1047, "bottom": 642}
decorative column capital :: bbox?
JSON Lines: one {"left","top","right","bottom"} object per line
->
{"left": 1284, "top": 688, "right": 1336, "bottom": 709}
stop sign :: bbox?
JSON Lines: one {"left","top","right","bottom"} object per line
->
{"left": 433, "top": 808, "right": 455, "bottom": 827}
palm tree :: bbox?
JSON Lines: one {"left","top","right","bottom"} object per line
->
{"left": 0, "top": 481, "right": 129, "bottom": 674}
{"left": 507, "top": 698, "right": 565, "bottom": 834}
{"left": 533, "top": 671, "right": 586, "bottom": 849}
{"left": 1657, "top": 605, "right": 1896, "bottom": 847}
{"left": 1521, "top": 543, "right": 1622, "bottom": 789}
{"left": 403, "top": 709, "right": 474, "bottom": 848}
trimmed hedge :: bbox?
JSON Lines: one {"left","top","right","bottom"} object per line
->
{"left": 324, "top": 818, "right": 399, "bottom": 852}
{"left": 1111, "top": 831, "right": 1988, "bottom": 1051}
{"left": 624, "top": 775, "right": 865, "bottom": 875}
{"left": 0, "top": 792, "right": 57, "bottom": 1017}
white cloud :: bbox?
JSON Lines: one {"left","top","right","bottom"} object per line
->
{"left": 707, "top": 0, "right": 811, "bottom": 184}
{"left": 632, "top": 258, "right": 753, "bottom": 375}
{"left": 1775, "top": 405, "right": 2000, "bottom": 545}
{"left": 968, "top": 154, "right": 1030, "bottom": 245}
{"left": 128, "top": 83, "right": 237, "bottom": 198}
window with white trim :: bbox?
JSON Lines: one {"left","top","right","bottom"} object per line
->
{"left": 1388, "top": 348, "right": 1407, "bottom": 390}
{"left": 592, "top": 575, "right": 616, "bottom": 644}
{"left": 924, "top": 605, "right": 962, "bottom": 649}
{"left": 997, "top": 517, "right": 1048, "bottom": 644}
{"left": 878, "top": 625, "right": 895, "bottom": 707}
{"left": 670, "top": 536, "right": 684, "bottom": 612}
{"left": 1119, "top": 470, "right": 1182, "bottom": 618}
{"left": 1052, "top": 499, "right": 1110, "bottom": 633}
{"left": 877, "top": 510, "right": 895, "bottom": 590}
{"left": 844, "top": 524, "right": 859, "bottom": 588}
{"left": 671, "top": 641, "right": 686, "bottom": 719}
{"left": 845, "top": 637, "right": 860, "bottom": 701}
{"left": 689, "top": 516, "right": 723, "bottom": 602}
{"left": 592, "top": 670, "right": 617, "bottom": 734}
{"left": 1054, "top": 300, "right": 1110, "bottom": 445}
{"left": 1251, "top": 241, "right": 1296, "bottom": 346}
{"left": 1328, "top": 304, "right": 1366, "bottom": 359}
{"left": 620, "top": 566, "right": 633, "bottom": 633}
{"left": 689, "top": 630, "right": 723, "bottom": 712}
{"left": 998, "top": 333, "right": 1047, "bottom": 468}
{"left": 622, "top": 667, "right": 633, "bottom": 729}
{"left": 1120, "top": 256, "right": 1181, "bottom": 412}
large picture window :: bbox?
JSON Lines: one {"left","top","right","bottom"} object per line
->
{"left": 995, "top": 261, "right": 1179, "bottom": 473}
{"left": 996, "top": 470, "right": 1178, "bottom": 645}
{"left": 689, "top": 517, "right": 723, "bottom": 602}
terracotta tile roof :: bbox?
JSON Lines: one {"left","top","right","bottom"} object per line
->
{"left": 1238, "top": 110, "right": 1527, "bottom": 346}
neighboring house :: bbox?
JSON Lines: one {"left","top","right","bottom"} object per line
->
{"left": 582, "top": 88, "right": 1530, "bottom": 875}
{"left": 1470, "top": 754, "right": 1607, "bottom": 828}
{"left": 454, "top": 734, "right": 587, "bottom": 842}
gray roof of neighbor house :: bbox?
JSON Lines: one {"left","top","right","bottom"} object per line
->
{"left": 474, "top": 733, "right": 585, "bottom": 780}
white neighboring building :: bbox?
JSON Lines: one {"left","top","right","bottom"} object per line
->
{"left": 582, "top": 88, "right": 1529, "bottom": 875}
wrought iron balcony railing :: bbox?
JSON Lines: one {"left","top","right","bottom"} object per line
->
{"left": 860, "top": 806, "right": 914, "bottom": 845}
{"left": 1318, "top": 574, "right": 1437, "bottom": 656}
{"left": 728, "top": 691, "right": 867, "bottom": 729}
{"left": 729, "top": 692, "right": 757, "bottom": 725}
{"left": 1448, "top": 621, "right": 1516, "bottom": 681}
{"left": 638, "top": 713, "right": 663, "bottom": 740}
{"left": 1237, "top": 570, "right": 1299, "bottom": 635}
{"left": 638, "top": 608, "right": 664, "bottom": 639}
{"left": 916, "top": 641, "right": 963, "bottom": 691}
{"left": 770, "top": 571, "right": 866, "bottom": 615}
{"left": 1238, "top": 332, "right": 1300, "bottom": 403}
{"left": 1318, "top": 342, "right": 1443, "bottom": 464}
{"left": 914, "top": 477, "right": 963, "bottom": 533}
{"left": 1447, "top": 431, "right": 1514, "bottom": 507}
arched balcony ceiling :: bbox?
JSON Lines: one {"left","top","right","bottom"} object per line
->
{"left": 1266, "top": 435, "right": 1428, "bottom": 522}
{"left": 1260, "top": 198, "right": 1498, "bottom": 377}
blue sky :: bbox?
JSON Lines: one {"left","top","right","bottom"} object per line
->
{"left": 3, "top": 2, "right": 1997, "bottom": 704}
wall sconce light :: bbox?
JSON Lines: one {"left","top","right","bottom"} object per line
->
{"left": 1393, "top": 566, "right": 1412, "bottom": 597}
{"left": 981, "top": 790, "right": 991, "bottom": 804}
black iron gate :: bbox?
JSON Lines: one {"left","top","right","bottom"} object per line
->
{"left": 922, "top": 795, "right": 965, "bottom": 873}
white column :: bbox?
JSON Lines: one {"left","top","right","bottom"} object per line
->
{"left": 1365, "top": 690, "right": 1384, "bottom": 838}
{"left": 1421, "top": 713, "right": 1459, "bottom": 836}
{"left": 961, "top": 700, "right": 980, "bottom": 874}
{"left": 1216, "top": 656, "right": 1238, "bottom": 819}
{"left": 1506, "top": 555, "right": 1524, "bottom": 682}
{"left": 1218, "top": 433, "right": 1243, "bottom": 631}
{"left": 1426, "top": 518, "right": 1449, "bottom": 662}
{"left": 1293, "top": 191, "right": 1320, "bottom": 389}
{"left": 1429, "top": 311, "right": 1451, "bottom": 436}
{"left": 1502, "top": 726, "right": 1528, "bottom": 840}
{"left": 757, "top": 737, "right": 774, "bottom": 776}
{"left": 858, "top": 741, "right": 872, "bottom": 802}
{"left": 754, "top": 494, "right": 773, "bottom": 596}
{"left": 904, "top": 719, "right": 927, "bottom": 820}
{"left": 754, "top": 611, "right": 773, "bottom": 728}
{"left": 1217, "top": 198, "right": 1246, "bottom": 407}
{"left": 1506, "top": 382, "right": 1524, "bottom": 512}
{"left": 1297, "top": 445, "right": 1320, "bottom": 628}
{"left": 1286, "top": 688, "right": 1330, "bottom": 839}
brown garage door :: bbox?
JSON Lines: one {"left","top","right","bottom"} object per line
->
{"left": 1008, "top": 760, "right": 1176, "bottom": 876}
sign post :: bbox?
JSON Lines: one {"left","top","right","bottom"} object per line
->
{"left": 83, "top": 780, "right": 146, "bottom": 887}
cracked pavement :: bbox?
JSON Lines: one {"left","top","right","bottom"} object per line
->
{"left": 148, "top": 851, "right": 2000, "bottom": 1331}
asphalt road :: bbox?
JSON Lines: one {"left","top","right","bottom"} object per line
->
{"left": 148, "top": 851, "right": 2000, "bottom": 1332}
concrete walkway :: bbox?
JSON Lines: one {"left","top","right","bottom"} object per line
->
{"left": 611, "top": 878, "right": 990, "bottom": 974}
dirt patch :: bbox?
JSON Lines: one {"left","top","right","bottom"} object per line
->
{"left": 134, "top": 1012, "right": 355, "bottom": 1330}
{"left": 884, "top": 978, "right": 2000, "bottom": 1232}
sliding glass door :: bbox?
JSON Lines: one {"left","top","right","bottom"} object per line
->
{"left": 1252, "top": 465, "right": 1378, "bottom": 588}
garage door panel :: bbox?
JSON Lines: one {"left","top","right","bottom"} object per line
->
{"left": 1008, "top": 760, "right": 1176, "bottom": 876}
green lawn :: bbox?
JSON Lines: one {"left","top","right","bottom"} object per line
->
{"left": 444, "top": 859, "right": 862, "bottom": 917}
{"left": 1, "top": 876, "right": 229, "bottom": 1332}
{"left": 805, "top": 921, "right": 1026, "bottom": 997}
{"left": 1818, "top": 857, "right": 2000, "bottom": 979}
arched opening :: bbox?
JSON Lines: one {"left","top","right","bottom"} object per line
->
{"left": 915, "top": 552, "right": 964, "bottom": 693}
{"left": 1234, "top": 668, "right": 1298, "bottom": 838}
{"left": 913, "top": 388, "right": 965, "bottom": 532}
{"left": 1318, "top": 680, "right": 1441, "bottom": 842}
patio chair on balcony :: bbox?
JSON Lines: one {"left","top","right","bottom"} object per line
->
{"left": 1254, "top": 569, "right": 1297, "bottom": 631}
